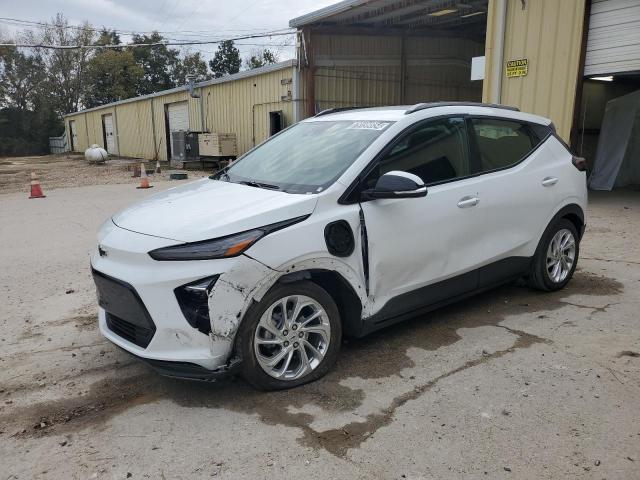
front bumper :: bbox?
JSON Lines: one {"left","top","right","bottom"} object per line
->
{"left": 110, "top": 342, "right": 241, "bottom": 381}
{"left": 91, "top": 220, "right": 260, "bottom": 372}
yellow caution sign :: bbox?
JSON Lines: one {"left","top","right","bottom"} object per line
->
{"left": 506, "top": 59, "right": 528, "bottom": 78}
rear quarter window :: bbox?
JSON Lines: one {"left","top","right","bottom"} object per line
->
{"left": 471, "top": 118, "right": 543, "bottom": 172}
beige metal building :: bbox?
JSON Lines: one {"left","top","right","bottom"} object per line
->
{"left": 65, "top": 60, "right": 297, "bottom": 161}
{"left": 65, "top": 0, "right": 640, "bottom": 168}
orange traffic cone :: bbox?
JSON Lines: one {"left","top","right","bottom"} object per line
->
{"left": 155, "top": 160, "right": 161, "bottom": 174}
{"left": 136, "top": 163, "right": 153, "bottom": 189}
{"left": 29, "top": 171, "right": 46, "bottom": 199}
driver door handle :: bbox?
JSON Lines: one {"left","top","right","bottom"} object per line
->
{"left": 457, "top": 196, "right": 479, "bottom": 208}
{"left": 542, "top": 176, "right": 558, "bottom": 187}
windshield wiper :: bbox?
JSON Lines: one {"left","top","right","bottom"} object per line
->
{"left": 238, "top": 180, "right": 281, "bottom": 190}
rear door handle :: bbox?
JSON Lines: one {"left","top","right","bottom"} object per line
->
{"left": 457, "top": 196, "right": 479, "bottom": 208}
{"left": 542, "top": 176, "right": 558, "bottom": 187}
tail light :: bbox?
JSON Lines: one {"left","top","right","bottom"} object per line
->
{"left": 572, "top": 156, "right": 587, "bottom": 171}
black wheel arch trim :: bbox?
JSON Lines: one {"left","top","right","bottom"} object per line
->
{"left": 549, "top": 204, "right": 585, "bottom": 239}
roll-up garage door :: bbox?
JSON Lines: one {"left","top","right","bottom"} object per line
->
{"left": 167, "top": 101, "right": 189, "bottom": 158}
{"left": 585, "top": 0, "right": 640, "bottom": 76}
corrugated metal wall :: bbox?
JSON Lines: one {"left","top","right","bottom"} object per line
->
{"left": 483, "top": 0, "right": 587, "bottom": 141}
{"left": 405, "top": 36, "right": 484, "bottom": 103}
{"left": 65, "top": 113, "right": 87, "bottom": 152}
{"left": 64, "top": 65, "right": 295, "bottom": 160}
{"left": 309, "top": 33, "right": 484, "bottom": 112}
{"left": 201, "top": 67, "right": 295, "bottom": 153}
{"left": 116, "top": 100, "right": 156, "bottom": 159}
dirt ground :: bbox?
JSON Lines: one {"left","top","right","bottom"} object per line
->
{"left": 0, "top": 154, "right": 213, "bottom": 194}
{"left": 0, "top": 158, "right": 639, "bottom": 479}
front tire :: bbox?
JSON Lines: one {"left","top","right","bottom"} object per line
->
{"left": 529, "top": 218, "right": 580, "bottom": 291}
{"left": 237, "top": 281, "right": 342, "bottom": 390}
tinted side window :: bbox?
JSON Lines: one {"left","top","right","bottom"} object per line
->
{"left": 366, "top": 117, "right": 470, "bottom": 188}
{"left": 471, "top": 118, "right": 540, "bottom": 172}
{"left": 530, "top": 123, "right": 553, "bottom": 141}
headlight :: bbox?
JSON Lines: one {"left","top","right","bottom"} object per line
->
{"left": 148, "top": 215, "right": 310, "bottom": 261}
{"left": 149, "top": 230, "right": 264, "bottom": 261}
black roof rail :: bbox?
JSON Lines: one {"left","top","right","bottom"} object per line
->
{"left": 405, "top": 102, "right": 520, "bottom": 115}
{"left": 314, "top": 106, "right": 363, "bottom": 117}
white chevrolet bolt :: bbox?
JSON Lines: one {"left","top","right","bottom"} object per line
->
{"left": 92, "top": 103, "right": 587, "bottom": 390}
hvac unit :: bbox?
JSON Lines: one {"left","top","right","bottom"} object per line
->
{"left": 171, "top": 131, "right": 201, "bottom": 167}
{"left": 198, "top": 133, "right": 237, "bottom": 158}
{"left": 185, "top": 131, "right": 200, "bottom": 160}
{"left": 171, "top": 131, "right": 187, "bottom": 167}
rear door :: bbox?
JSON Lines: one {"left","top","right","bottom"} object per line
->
{"left": 468, "top": 117, "right": 558, "bottom": 283}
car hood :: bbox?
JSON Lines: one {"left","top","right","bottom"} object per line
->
{"left": 112, "top": 179, "right": 318, "bottom": 243}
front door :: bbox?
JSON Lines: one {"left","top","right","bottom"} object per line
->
{"left": 360, "top": 116, "right": 487, "bottom": 318}
{"left": 102, "top": 114, "right": 117, "bottom": 154}
{"left": 69, "top": 120, "right": 77, "bottom": 152}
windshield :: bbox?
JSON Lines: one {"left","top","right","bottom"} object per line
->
{"left": 216, "top": 120, "right": 392, "bottom": 194}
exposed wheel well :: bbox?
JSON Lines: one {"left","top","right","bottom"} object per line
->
{"left": 278, "top": 269, "right": 363, "bottom": 336}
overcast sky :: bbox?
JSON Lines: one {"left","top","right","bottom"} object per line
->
{"left": 0, "top": 0, "right": 338, "bottom": 62}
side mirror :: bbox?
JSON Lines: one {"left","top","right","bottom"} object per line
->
{"left": 362, "top": 171, "right": 427, "bottom": 200}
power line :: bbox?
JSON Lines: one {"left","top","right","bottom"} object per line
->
{"left": 0, "top": 30, "right": 295, "bottom": 50}
{"left": 0, "top": 16, "right": 294, "bottom": 38}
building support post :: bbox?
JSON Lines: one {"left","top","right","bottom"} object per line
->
{"left": 569, "top": 0, "right": 591, "bottom": 152}
{"left": 150, "top": 99, "right": 158, "bottom": 161}
{"left": 302, "top": 29, "right": 316, "bottom": 116}
{"left": 485, "top": 0, "right": 507, "bottom": 104}
{"left": 400, "top": 35, "right": 407, "bottom": 104}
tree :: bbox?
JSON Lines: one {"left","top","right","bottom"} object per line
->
{"left": 175, "top": 51, "right": 211, "bottom": 85}
{"left": 84, "top": 49, "right": 143, "bottom": 107}
{"left": 0, "top": 42, "right": 62, "bottom": 155}
{"left": 0, "top": 46, "right": 47, "bottom": 110}
{"left": 21, "top": 13, "right": 95, "bottom": 115}
{"left": 244, "top": 49, "right": 278, "bottom": 70}
{"left": 95, "top": 28, "right": 121, "bottom": 47}
{"left": 209, "top": 40, "right": 240, "bottom": 78}
{"left": 131, "top": 32, "right": 180, "bottom": 95}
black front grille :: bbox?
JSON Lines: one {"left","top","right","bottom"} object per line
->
{"left": 106, "top": 313, "right": 155, "bottom": 348}
{"left": 92, "top": 269, "right": 156, "bottom": 348}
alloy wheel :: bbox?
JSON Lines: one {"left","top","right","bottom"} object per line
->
{"left": 546, "top": 228, "right": 576, "bottom": 283}
{"left": 253, "top": 295, "right": 331, "bottom": 380}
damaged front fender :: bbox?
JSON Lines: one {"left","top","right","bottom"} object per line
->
{"left": 207, "top": 253, "right": 370, "bottom": 362}
{"left": 207, "top": 255, "right": 280, "bottom": 359}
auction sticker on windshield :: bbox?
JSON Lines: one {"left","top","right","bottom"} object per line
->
{"left": 347, "top": 121, "right": 390, "bottom": 130}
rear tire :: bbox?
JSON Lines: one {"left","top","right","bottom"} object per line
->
{"left": 237, "top": 281, "right": 342, "bottom": 390}
{"left": 528, "top": 218, "right": 579, "bottom": 291}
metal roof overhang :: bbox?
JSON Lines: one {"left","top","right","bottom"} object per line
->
{"left": 63, "top": 60, "right": 296, "bottom": 117}
{"left": 289, "top": 0, "right": 488, "bottom": 34}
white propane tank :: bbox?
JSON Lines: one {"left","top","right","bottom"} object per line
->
{"left": 85, "top": 146, "right": 108, "bottom": 163}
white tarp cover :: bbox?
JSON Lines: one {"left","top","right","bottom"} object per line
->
{"left": 589, "top": 89, "right": 640, "bottom": 190}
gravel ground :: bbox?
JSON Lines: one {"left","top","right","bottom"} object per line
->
{"left": 0, "top": 154, "right": 213, "bottom": 194}
{"left": 0, "top": 176, "right": 639, "bottom": 479}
